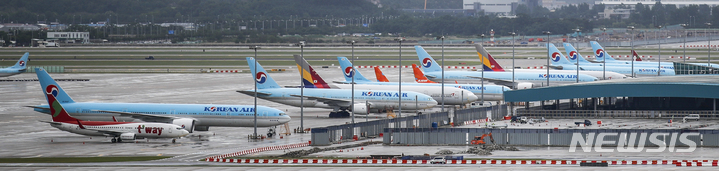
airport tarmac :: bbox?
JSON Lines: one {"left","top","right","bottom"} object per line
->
{"left": 1, "top": 61, "right": 717, "bottom": 168}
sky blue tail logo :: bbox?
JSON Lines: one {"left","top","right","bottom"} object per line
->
{"left": 422, "top": 58, "right": 432, "bottom": 68}
{"left": 551, "top": 52, "right": 562, "bottom": 62}
{"left": 255, "top": 72, "right": 267, "bottom": 84}
{"left": 568, "top": 51, "right": 578, "bottom": 60}
{"left": 19, "top": 61, "right": 25, "bottom": 67}
{"left": 595, "top": 49, "right": 605, "bottom": 59}
{"left": 344, "top": 67, "right": 354, "bottom": 77}
{"left": 47, "top": 85, "right": 59, "bottom": 97}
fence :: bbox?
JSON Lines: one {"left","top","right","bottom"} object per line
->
{"left": 310, "top": 104, "right": 511, "bottom": 146}
{"left": 382, "top": 128, "right": 719, "bottom": 147}
{"left": 516, "top": 110, "right": 719, "bottom": 119}
{"left": 0, "top": 66, "right": 65, "bottom": 73}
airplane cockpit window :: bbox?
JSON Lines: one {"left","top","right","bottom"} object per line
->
{"left": 176, "top": 127, "right": 183, "bottom": 130}
{"left": 279, "top": 113, "right": 286, "bottom": 116}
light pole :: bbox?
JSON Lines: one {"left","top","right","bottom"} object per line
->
{"left": 438, "top": 36, "right": 445, "bottom": 112}
{"left": 543, "top": 31, "right": 551, "bottom": 86}
{"left": 681, "top": 24, "right": 688, "bottom": 67}
{"left": 509, "top": 32, "right": 515, "bottom": 89}
{"left": 574, "top": 28, "right": 581, "bottom": 82}
{"left": 249, "top": 46, "right": 261, "bottom": 139}
{"left": 628, "top": 26, "right": 635, "bottom": 77}
{"left": 706, "top": 22, "right": 712, "bottom": 68}
{"left": 295, "top": 41, "right": 305, "bottom": 133}
{"left": 347, "top": 40, "right": 356, "bottom": 126}
{"left": 480, "top": 34, "right": 485, "bottom": 104}
{"left": 394, "top": 37, "right": 405, "bottom": 118}
{"left": 657, "top": 25, "right": 663, "bottom": 76}
{"left": 601, "top": 28, "right": 607, "bottom": 79}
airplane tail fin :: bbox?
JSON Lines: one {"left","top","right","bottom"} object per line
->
{"left": 40, "top": 71, "right": 79, "bottom": 122}
{"left": 415, "top": 46, "right": 443, "bottom": 73}
{"left": 590, "top": 41, "right": 617, "bottom": 62}
{"left": 548, "top": 43, "right": 574, "bottom": 65}
{"left": 373, "top": 67, "right": 390, "bottom": 82}
{"left": 294, "top": 55, "right": 331, "bottom": 88}
{"left": 474, "top": 44, "right": 504, "bottom": 71}
{"left": 10, "top": 52, "right": 29, "bottom": 70}
{"left": 36, "top": 68, "right": 75, "bottom": 104}
{"left": 246, "top": 57, "right": 282, "bottom": 89}
{"left": 562, "top": 43, "right": 589, "bottom": 64}
{"left": 632, "top": 50, "right": 642, "bottom": 61}
{"left": 337, "top": 57, "right": 371, "bottom": 82}
{"left": 412, "top": 64, "right": 436, "bottom": 83}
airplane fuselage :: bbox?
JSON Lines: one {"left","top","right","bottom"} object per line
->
{"left": 240, "top": 88, "right": 438, "bottom": 111}
{"left": 336, "top": 81, "right": 507, "bottom": 101}
{"left": 332, "top": 84, "right": 477, "bottom": 105}
{"left": 423, "top": 71, "right": 597, "bottom": 86}
{"left": 50, "top": 122, "right": 189, "bottom": 138}
{"left": 34, "top": 103, "right": 291, "bottom": 127}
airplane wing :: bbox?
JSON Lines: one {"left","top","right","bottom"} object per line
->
{"left": 289, "top": 94, "right": 351, "bottom": 107}
{"left": 236, "top": 90, "right": 272, "bottom": 96}
{"left": 546, "top": 65, "right": 563, "bottom": 70}
{"left": 465, "top": 76, "right": 517, "bottom": 88}
{"left": 92, "top": 110, "right": 190, "bottom": 123}
{"left": 38, "top": 120, "right": 62, "bottom": 126}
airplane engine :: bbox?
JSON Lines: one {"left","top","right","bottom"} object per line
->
{"left": 352, "top": 103, "right": 369, "bottom": 114}
{"left": 120, "top": 133, "right": 136, "bottom": 140}
{"left": 172, "top": 118, "right": 196, "bottom": 133}
{"left": 516, "top": 83, "right": 533, "bottom": 89}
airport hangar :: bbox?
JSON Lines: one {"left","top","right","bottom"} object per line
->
{"left": 504, "top": 75, "right": 719, "bottom": 115}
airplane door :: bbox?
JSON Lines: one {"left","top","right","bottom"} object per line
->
{"left": 168, "top": 126, "right": 172, "bottom": 133}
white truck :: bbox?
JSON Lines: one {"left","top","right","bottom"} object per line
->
{"left": 683, "top": 114, "right": 700, "bottom": 123}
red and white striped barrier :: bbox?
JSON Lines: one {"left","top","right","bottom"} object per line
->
{"left": 354, "top": 66, "right": 475, "bottom": 69}
{"left": 205, "top": 158, "right": 719, "bottom": 166}
{"left": 211, "top": 70, "right": 240, "bottom": 73}
{"left": 206, "top": 142, "right": 310, "bottom": 160}
{"left": 526, "top": 66, "right": 545, "bottom": 69}
{"left": 463, "top": 118, "right": 490, "bottom": 125}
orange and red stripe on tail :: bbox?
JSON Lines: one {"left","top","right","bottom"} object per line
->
{"left": 411, "top": 64, "right": 437, "bottom": 83}
{"left": 373, "top": 67, "right": 390, "bottom": 82}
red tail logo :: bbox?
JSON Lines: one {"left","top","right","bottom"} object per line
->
{"left": 373, "top": 67, "right": 390, "bottom": 82}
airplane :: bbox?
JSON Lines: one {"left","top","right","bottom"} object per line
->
{"left": 373, "top": 63, "right": 510, "bottom": 101}
{"left": 629, "top": 48, "right": 719, "bottom": 69}
{"left": 327, "top": 56, "right": 479, "bottom": 105}
{"left": 238, "top": 57, "right": 437, "bottom": 117}
{"left": 40, "top": 82, "right": 189, "bottom": 143}
{"left": 415, "top": 45, "right": 598, "bottom": 88}
{"left": 30, "top": 68, "right": 290, "bottom": 135}
{"left": 0, "top": 52, "right": 29, "bottom": 77}
{"left": 475, "top": 44, "right": 626, "bottom": 80}
{"left": 589, "top": 41, "right": 675, "bottom": 68}
{"left": 566, "top": 43, "right": 674, "bottom": 70}
{"left": 548, "top": 43, "right": 676, "bottom": 76}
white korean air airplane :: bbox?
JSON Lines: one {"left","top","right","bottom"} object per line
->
{"left": 415, "top": 46, "right": 598, "bottom": 88}
{"left": 548, "top": 43, "right": 675, "bottom": 76}
{"left": 30, "top": 68, "right": 290, "bottom": 134}
{"left": 40, "top": 87, "right": 189, "bottom": 143}
{"left": 333, "top": 56, "right": 495, "bottom": 102}
{"left": 237, "top": 57, "right": 437, "bottom": 117}
{"left": 589, "top": 41, "right": 675, "bottom": 68}
{"left": 0, "top": 52, "right": 29, "bottom": 77}
{"left": 475, "top": 44, "right": 627, "bottom": 80}
{"left": 565, "top": 43, "right": 674, "bottom": 71}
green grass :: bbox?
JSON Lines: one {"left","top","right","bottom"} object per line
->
{"left": 0, "top": 156, "right": 171, "bottom": 163}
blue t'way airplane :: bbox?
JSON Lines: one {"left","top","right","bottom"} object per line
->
{"left": 548, "top": 43, "right": 675, "bottom": 76}
{"left": 415, "top": 46, "right": 598, "bottom": 87}
{"left": 237, "top": 57, "right": 437, "bottom": 118}
{"left": 0, "top": 52, "right": 29, "bottom": 77}
{"left": 29, "top": 68, "right": 290, "bottom": 135}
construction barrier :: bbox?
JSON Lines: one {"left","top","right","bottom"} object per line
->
{"left": 204, "top": 158, "right": 717, "bottom": 166}
{"left": 205, "top": 141, "right": 310, "bottom": 160}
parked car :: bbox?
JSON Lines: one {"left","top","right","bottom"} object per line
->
{"left": 145, "top": 56, "right": 155, "bottom": 60}
{"left": 683, "top": 114, "right": 700, "bottom": 122}
{"left": 430, "top": 156, "right": 446, "bottom": 164}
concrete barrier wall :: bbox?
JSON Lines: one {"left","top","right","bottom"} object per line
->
{"left": 382, "top": 128, "right": 715, "bottom": 147}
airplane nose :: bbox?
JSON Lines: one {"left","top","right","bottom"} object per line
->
{"left": 281, "top": 116, "right": 291, "bottom": 124}
{"left": 428, "top": 100, "right": 438, "bottom": 108}
{"left": 468, "top": 94, "right": 479, "bottom": 102}
{"left": 182, "top": 130, "right": 190, "bottom": 136}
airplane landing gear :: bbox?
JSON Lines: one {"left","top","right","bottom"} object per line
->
{"left": 111, "top": 137, "right": 117, "bottom": 143}
{"left": 267, "top": 127, "right": 276, "bottom": 138}
{"left": 117, "top": 138, "right": 122, "bottom": 143}
{"left": 328, "top": 110, "right": 350, "bottom": 118}
{"left": 172, "top": 139, "right": 176, "bottom": 143}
